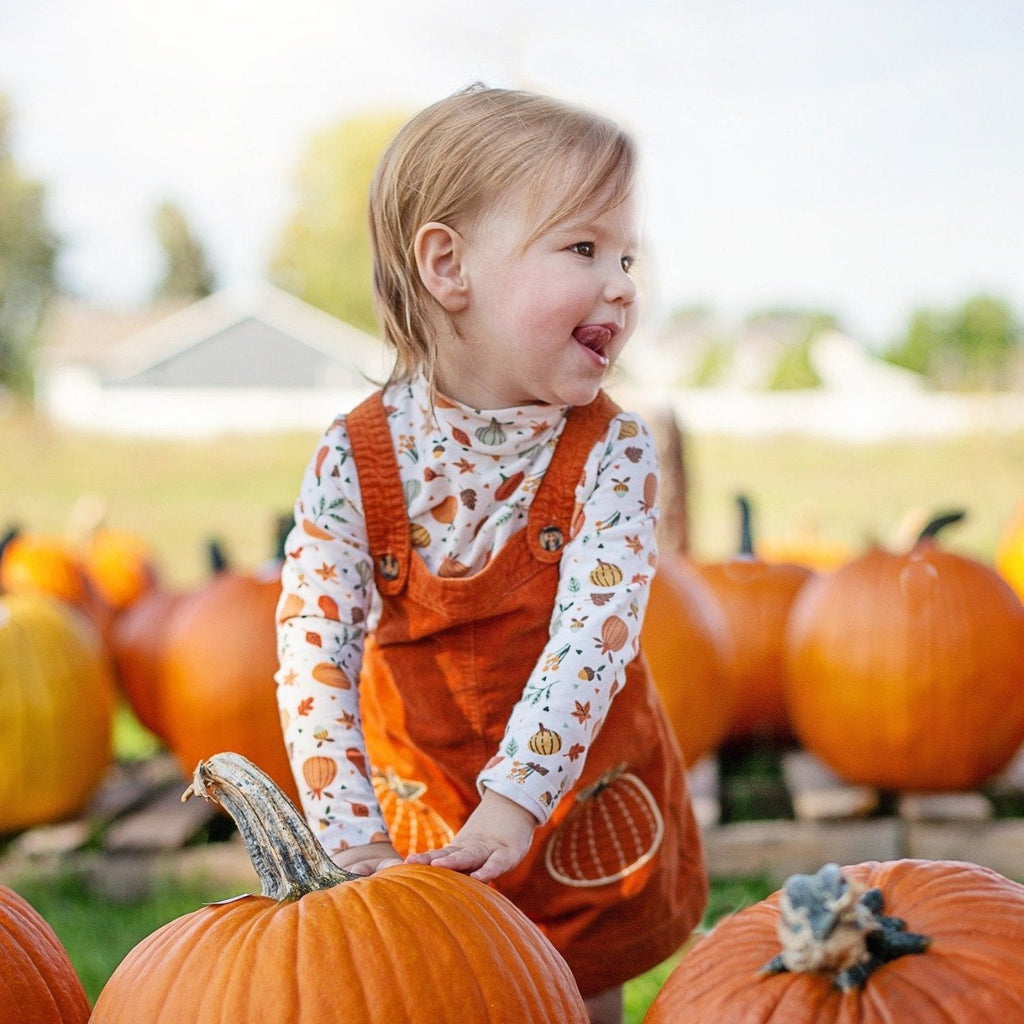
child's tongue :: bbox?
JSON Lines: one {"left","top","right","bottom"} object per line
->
{"left": 573, "top": 324, "right": 612, "bottom": 350}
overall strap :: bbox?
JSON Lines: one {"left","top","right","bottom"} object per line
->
{"left": 527, "top": 390, "right": 621, "bottom": 563}
{"left": 346, "top": 391, "right": 411, "bottom": 595}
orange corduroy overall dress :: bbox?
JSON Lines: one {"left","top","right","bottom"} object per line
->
{"left": 346, "top": 390, "right": 708, "bottom": 996}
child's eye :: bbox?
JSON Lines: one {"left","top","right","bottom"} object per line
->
{"left": 621, "top": 255, "right": 636, "bottom": 273}
{"left": 569, "top": 242, "right": 595, "bottom": 258}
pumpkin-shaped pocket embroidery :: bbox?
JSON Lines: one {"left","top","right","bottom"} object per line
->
{"left": 372, "top": 767, "right": 455, "bottom": 856}
{"left": 544, "top": 764, "right": 663, "bottom": 887}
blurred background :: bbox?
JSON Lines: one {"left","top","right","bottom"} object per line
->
{"left": 2, "top": 8, "right": 1024, "bottom": 1012}
{"left": 2, "top": 0, "right": 1023, "bottom": 572}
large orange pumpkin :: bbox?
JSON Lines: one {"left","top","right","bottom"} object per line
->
{"left": 784, "top": 512, "right": 1024, "bottom": 790}
{"left": 90, "top": 752, "right": 589, "bottom": 1023}
{"left": 0, "top": 592, "right": 115, "bottom": 831}
{"left": 640, "top": 555, "right": 736, "bottom": 766}
{"left": 696, "top": 496, "right": 814, "bottom": 744}
{"left": 157, "top": 566, "right": 300, "bottom": 802}
{"left": 0, "top": 884, "right": 91, "bottom": 1023}
{"left": 645, "top": 858, "right": 1024, "bottom": 1022}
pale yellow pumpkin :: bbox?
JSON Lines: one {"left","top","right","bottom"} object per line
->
{"left": 0, "top": 592, "right": 115, "bottom": 831}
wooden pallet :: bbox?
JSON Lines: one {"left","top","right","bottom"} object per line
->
{"left": 0, "top": 754, "right": 257, "bottom": 901}
{"left": 5, "top": 747, "right": 1024, "bottom": 898}
{"left": 693, "top": 746, "right": 1024, "bottom": 884}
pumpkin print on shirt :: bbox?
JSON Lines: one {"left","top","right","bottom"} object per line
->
{"left": 275, "top": 374, "right": 660, "bottom": 857}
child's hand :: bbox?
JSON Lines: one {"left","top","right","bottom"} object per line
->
{"left": 405, "top": 789, "right": 538, "bottom": 883}
{"left": 332, "top": 841, "right": 404, "bottom": 875}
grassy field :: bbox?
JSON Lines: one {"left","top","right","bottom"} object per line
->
{"left": 3, "top": 411, "right": 1022, "bottom": 585}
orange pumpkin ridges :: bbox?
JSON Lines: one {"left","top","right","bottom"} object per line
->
{"left": 545, "top": 766, "right": 664, "bottom": 887}
{"left": 89, "top": 752, "right": 589, "bottom": 1023}
{"left": 645, "top": 859, "right": 1024, "bottom": 1022}
{"left": 783, "top": 511, "right": 1024, "bottom": 791}
{"left": 0, "top": 884, "right": 91, "bottom": 1023}
{"left": 372, "top": 767, "right": 455, "bottom": 855}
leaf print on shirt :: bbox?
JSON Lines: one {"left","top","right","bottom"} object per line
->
{"left": 571, "top": 700, "right": 593, "bottom": 726}
{"left": 304, "top": 494, "right": 350, "bottom": 536}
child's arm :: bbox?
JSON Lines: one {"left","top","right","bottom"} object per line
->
{"left": 477, "top": 412, "right": 660, "bottom": 825}
{"left": 275, "top": 416, "right": 391, "bottom": 866}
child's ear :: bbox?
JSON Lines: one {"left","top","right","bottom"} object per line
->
{"left": 414, "top": 222, "right": 469, "bottom": 312}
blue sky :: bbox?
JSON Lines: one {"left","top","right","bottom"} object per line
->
{"left": 1, "top": 0, "right": 1022, "bottom": 346}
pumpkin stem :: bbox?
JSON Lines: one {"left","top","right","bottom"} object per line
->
{"left": 182, "top": 752, "right": 360, "bottom": 900}
{"left": 760, "top": 863, "right": 930, "bottom": 991}
{"left": 0, "top": 524, "right": 20, "bottom": 561}
{"left": 273, "top": 513, "right": 293, "bottom": 561}
{"left": 916, "top": 509, "right": 967, "bottom": 543}
{"left": 736, "top": 494, "right": 755, "bottom": 557}
{"left": 207, "top": 538, "right": 230, "bottom": 574}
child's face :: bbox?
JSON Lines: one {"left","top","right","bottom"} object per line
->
{"left": 436, "top": 185, "right": 641, "bottom": 409}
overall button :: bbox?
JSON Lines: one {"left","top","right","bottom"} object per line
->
{"left": 378, "top": 553, "right": 400, "bottom": 580}
{"left": 539, "top": 526, "right": 564, "bottom": 552}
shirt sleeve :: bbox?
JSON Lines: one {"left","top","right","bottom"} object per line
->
{"left": 476, "top": 412, "right": 661, "bottom": 824}
{"left": 275, "top": 416, "right": 388, "bottom": 856}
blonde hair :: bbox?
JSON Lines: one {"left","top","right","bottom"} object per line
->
{"left": 369, "top": 85, "right": 637, "bottom": 385}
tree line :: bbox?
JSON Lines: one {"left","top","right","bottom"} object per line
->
{"left": 1, "top": 93, "right": 1020, "bottom": 399}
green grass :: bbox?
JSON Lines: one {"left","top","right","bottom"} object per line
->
{"left": 12, "top": 868, "right": 776, "bottom": 1017}
{"left": 3, "top": 410, "right": 1022, "bottom": 588}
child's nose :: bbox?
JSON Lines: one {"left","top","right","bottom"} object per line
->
{"left": 604, "top": 265, "right": 637, "bottom": 304}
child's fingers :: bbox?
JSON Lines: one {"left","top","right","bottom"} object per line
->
{"left": 406, "top": 844, "right": 489, "bottom": 872}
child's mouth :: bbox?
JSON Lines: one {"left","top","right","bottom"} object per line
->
{"left": 573, "top": 324, "right": 616, "bottom": 366}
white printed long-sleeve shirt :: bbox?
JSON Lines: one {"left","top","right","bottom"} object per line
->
{"left": 275, "top": 374, "right": 660, "bottom": 857}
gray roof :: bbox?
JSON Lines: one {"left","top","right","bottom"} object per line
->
{"left": 102, "top": 281, "right": 388, "bottom": 389}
